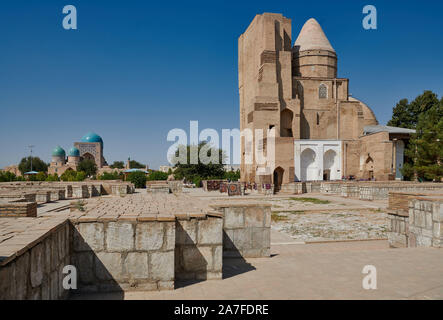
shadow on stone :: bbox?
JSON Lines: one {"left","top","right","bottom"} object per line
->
{"left": 70, "top": 223, "right": 124, "bottom": 299}
{"left": 222, "top": 231, "right": 256, "bottom": 280}
{"left": 174, "top": 221, "right": 207, "bottom": 288}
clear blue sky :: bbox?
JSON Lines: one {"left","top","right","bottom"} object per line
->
{"left": 1, "top": 0, "right": 442, "bottom": 169}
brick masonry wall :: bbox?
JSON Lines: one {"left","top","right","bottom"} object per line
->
{"left": 0, "top": 202, "right": 37, "bottom": 217}
{"left": 71, "top": 220, "right": 175, "bottom": 293}
{"left": 0, "top": 221, "right": 70, "bottom": 300}
{"left": 175, "top": 215, "right": 223, "bottom": 280}
{"left": 213, "top": 204, "right": 271, "bottom": 258}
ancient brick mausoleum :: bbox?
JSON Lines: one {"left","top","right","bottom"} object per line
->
{"left": 239, "top": 13, "right": 415, "bottom": 189}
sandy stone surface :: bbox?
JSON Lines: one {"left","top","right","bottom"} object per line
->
{"left": 186, "top": 190, "right": 389, "bottom": 242}
{"left": 272, "top": 209, "right": 388, "bottom": 242}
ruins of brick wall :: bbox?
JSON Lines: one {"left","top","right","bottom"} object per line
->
{"left": 168, "top": 181, "right": 183, "bottom": 194}
{"left": 0, "top": 192, "right": 271, "bottom": 299}
{"left": 387, "top": 192, "right": 442, "bottom": 248}
{"left": 213, "top": 203, "right": 271, "bottom": 258}
{"left": 0, "top": 221, "right": 70, "bottom": 300}
{"left": 175, "top": 214, "right": 223, "bottom": 280}
{"left": 71, "top": 218, "right": 176, "bottom": 293}
{"left": 280, "top": 181, "right": 443, "bottom": 201}
{"left": 146, "top": 181, "right": 170, "bottom": 194}
{"left": 0, "top": 201, "right": 37, "bottom": 217}
{"left": 387, "top": 212, "right": 409, "bottom": 248}
{"left": 408, "top": 197, "right": 442, "bottom": 248}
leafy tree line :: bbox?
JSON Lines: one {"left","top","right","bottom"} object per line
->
{"left": 387, "top": 90, "right": 442, "bottom": 181}
{"left": 171, "top": 141, "right": 240, "bottom": 186}
{"left": 18, "top": 157, "right": 48, "bottom": 174}
{"left": 110, "top": 160, "right": 146, "bottom": 169}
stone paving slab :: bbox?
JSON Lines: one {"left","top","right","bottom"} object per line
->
{"left": 72, "top": 240, "right": 443, "bottom": 300}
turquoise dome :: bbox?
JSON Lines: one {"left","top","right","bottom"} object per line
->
{"left": 80, "top": 132, "right": 103, "bottom": 146}
{"left": 68, "top": 147, "right": 80, "bottom": 157}
{"left": 52, "top": 146, "right": 66, "bottom": 157}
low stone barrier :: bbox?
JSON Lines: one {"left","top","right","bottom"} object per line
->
{"left": 49, "top": 189, "right": 66, "bottom": 202}
{"left": 36, "top": 191, "right": 51, "bottom": 204}
{"left": 0, "top": 220, "right": 70, "bottom": 300}
{"left": 387, "top": 211, "right": 409, "bottom": 248}
{"left": 0, "top": 201, "right": 37, "bottom": 217}
{"left": 279, "top": 181, "right": 443, "bottom": 201}
{"left": 258, "top": 184, "right": 274, "bottom": 195}
{"left": 168, "top": 181, "right": 183, "bottom": 194}
{"left": 72, "top": 185, "right": 89, "bottom": 199}
{"left": 146, "top": 181, "right": 170, "bottom": 194}
{"left": 71, "top": 217, "right": 176, "bottom": 293}
{"left": 0, "top": 192, "right": 271, "bottom": 299}
{"left": 408, "top": 197, "right": 442, "bottom": 248}
{"left": 320, "top": 182, "right": 342, "bottom": 194}
{"left": 212, "top": 203, "right": 271, "bottom": 258}
{"left": 175, "top": 213, "right": 223, "bottom": 280}
{"left": 387, "top": 192, "right": 442, "bottom": 248}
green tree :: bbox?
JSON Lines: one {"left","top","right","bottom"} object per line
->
{"left": 224, "top": 169, "right": 240, "bottom": 181}
{"left": 129, "top": 160, "right": 145, "bottom": 169}
{"left": 60, "top": 170, "right": 77, "bottom": 182}
{"left": 147, "top": 171, "right": 168, "bottom": 181}
{"left": 172, "top": 142, "right": 226, "bottom": 184}
{"left": 60, "top": 170, "right": 87, "bottom": 182}
{"left": 77, "top": 159, "right": 97, "bottom": 177}
{"left": 18, "top": 157, "right": 48, "bottom": 175}
{"left": 403, "top": 102, "right": 443, "bottom": 181}
{"left": 110, "top": 161, "right": 125, "bottom": 169}
{"left": 35, "top": 172, "right": 47, "bottom": 181}
{"left": 0, "top": 171, "right": 17, "bottom": 182}
{"left": 387, "top": 91, "right": 439, "bottom": 129}
{"left": 127, "top": 171, "right": 147, "bottom": 188}
{"left": 75, "top": 171, "right": 87, "bottom": 181}
{"left": 45, "top": 173, "right": 60, "bottom": 182}
{"left": 98, "top": 171, "right": 123, "bottom": 180}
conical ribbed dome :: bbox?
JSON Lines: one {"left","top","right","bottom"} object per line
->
{"left": 294, "top": 18, "right": 335, "bottom": 52}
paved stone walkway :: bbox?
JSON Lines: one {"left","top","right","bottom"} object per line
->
{"left": 72, "top": 238, "right": 443, "bottom": 300}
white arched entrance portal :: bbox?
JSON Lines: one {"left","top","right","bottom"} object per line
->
{"left": 294, "top": 140, "right": 343, "bottom": 182}
{"left": 323, "top": 149, "right": 339, "bottom": 180}
{"left": 301, "top": 148, "right": 317, "bottom": 181}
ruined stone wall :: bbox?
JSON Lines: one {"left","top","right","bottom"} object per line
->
{"left": 175, "top": 215, "right": 223, "bottom": 280}
{"left": 0, "top": 201, "right": 37, "bottom": 217}
{"left": 408, "top": 198, "right": 442, "bottom": 248}
{"left": 71, "top": 219, "right": 176, "bottom": 293}
{"left": 280, "top": 181, "right": 443, "bottom": 202}
{"left": 213, "top": 204, "right": 271, "bottom": 258}
{"left": 0, "top": 221, "right": 70, "bottom": 300}
{"left": 387, "top": 212, "right": 409, "bottom": 248}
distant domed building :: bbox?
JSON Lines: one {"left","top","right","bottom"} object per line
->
{"left": 48, "top": 132, "right": 108, "bottom": 176}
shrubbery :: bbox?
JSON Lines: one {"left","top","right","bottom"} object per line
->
{"left": 224, "top": 169, "right": 240, "bottom": 181}
{"left": 18, "top": 157, "right": 48, "bottom": 175}
{"left": 147, "top": 171, "right": 168, "bottom": 181}
{"left": 46, "top": 174, "right": 60, "bottom": 181}
{"left": 60, "top": 170, "right": 87, "bottom": 182}
{"left": 127, "top": 171, "right": 147, "bottom": 188}
{"left": 0, "top": 171, "right": 20, "bottom": 182}
{"left": 98, "top": 171, "right": 123, "bottom": 180}
{"left": 77, "top": 160, "right": 97, "bottom": 177}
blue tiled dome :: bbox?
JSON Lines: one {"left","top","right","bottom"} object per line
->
{"left": 80, "top": 132, "right": 103, "bottom": 146}
{"left": 68, "top": 147, "right": 80, "bottom": 157}
{"left": 52, "top": 146, "right": 66, "bottom": 157}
